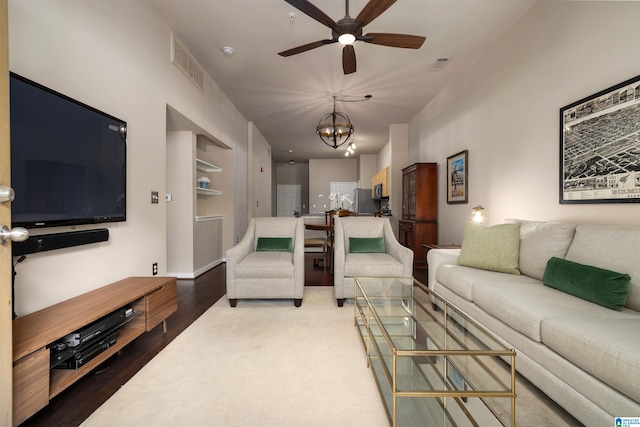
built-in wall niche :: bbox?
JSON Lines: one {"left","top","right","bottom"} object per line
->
{"left": 196, "top": 134, "right": 224, "bottom": 218}
{"left": 165, "top": 105, "right": 234, "bottom": 278}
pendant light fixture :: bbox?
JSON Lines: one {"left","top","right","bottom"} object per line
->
{"left": 316, "top": 96, "right": 354, "bottom": 149}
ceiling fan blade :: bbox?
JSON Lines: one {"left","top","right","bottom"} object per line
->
{"left": 362, "top": 33, "right": 426, "bottom": 49}
{"left": 278, "top": 39, "right": 336, "bottom": 57}
{"left": 285, "top": 0, "right": 339, "bottom": 31}
{"left": 355, "top": 0, "right": 397, "bottom": 27}
{"left": 342, "top": 45, "right": 356, "bottom": 74}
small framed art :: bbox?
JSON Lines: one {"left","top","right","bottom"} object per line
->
{"left": 447, "top": 150, "right": 468, "bottom": 204}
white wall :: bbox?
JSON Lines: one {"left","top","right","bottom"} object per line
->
{"left": 358, "top": 154, "right": 377, "bottom": 188}
{"left": 166, "top": 131, "right": 195, "bottom": 275}
{"left": 409, "top": 1, "right": 640, "bottom": 245}
{"left": 308, "top": 159, "right": 358, "bottom": 213}
{"left": 249, "top": 123, "right": 272, "bottom": 218}
{"left": 389, "top": 124, "right": 409, "bottom": 230}
{"left": 9, "top": 1, "right": 249, "bottom": 314}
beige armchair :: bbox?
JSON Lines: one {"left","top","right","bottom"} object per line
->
{"left": 333, "top": 216, "right": 413, "bottom": 307}
{"left": 226, "top": 217, "right": 304, "bottom": 307}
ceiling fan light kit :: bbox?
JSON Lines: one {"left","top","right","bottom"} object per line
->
{"left": 338, "top": 33, "right": 356, "bottom": 45}
{"left": 279, "top": 0, "right": 426, "bottom": 74}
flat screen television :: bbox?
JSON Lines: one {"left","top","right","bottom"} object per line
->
{"left": 9, "top": 73, "right": 127, "bottom": 229}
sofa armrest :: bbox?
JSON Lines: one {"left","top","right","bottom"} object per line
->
{"left": 427, "top": 248, "right": 460, "bottom": 290}
{"left": 293, "top": 218, "right": 305, "bottom": 298}
{"left": 383, "top": 221, "right": 414, "bottom": 275}
{"left": 226, "top": 219, "right": 255, "bottom": 281}
{"left": 334, "top": 218, "right": 346, "bottom": 282}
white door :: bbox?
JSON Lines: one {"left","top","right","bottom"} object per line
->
{"left": 330, "top": 182, "right": 357, "bottom": 210}
{"left": 276, "top": 185, "right": 301, "bottom": 217}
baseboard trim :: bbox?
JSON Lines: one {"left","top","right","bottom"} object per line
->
{"left": 168, "top": 258, "right": 225, "bottom": 279}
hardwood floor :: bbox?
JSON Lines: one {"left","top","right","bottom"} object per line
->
{"left": 20, "top": 254, "right": 332, "bottom": 427}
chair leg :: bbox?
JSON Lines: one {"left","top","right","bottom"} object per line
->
{"left": 229, "top": 299, "right": 237, "bottom": 307}
{"left": 294, "top": 299, "right": 302, "bottom": 307}
{"left": 337, "top": 299, "right": 344, "bottom": 307}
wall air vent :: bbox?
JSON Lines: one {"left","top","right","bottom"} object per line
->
{"left": 171, "top": 33, "right": 205, "bottom": 92}
{"left": 428, "top": 57, "right": 451, "bottom": 72}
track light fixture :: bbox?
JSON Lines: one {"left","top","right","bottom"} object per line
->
{"left": 344, "top": 141, "right": 356, "bottom": 156}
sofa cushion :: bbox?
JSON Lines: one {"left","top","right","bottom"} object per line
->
{"left": 235, "top": 252, "right": 294, "bottom": 279}
{"left": 543, "top": 257, "right": 631, "bottom": 311}
{"left": 436, "top": 264, "right": 539, "bottom": 302}
{"left": 506, "top": 219, "right": 577, "bottom": 280}
{"left": 565, "top": 225, "right": 640, "bottom": 311}
{"left": 458, "top": 223, "right": 521, "bottom": 275}
{"left": 472, "top": 280, "right": 633, "bottom": 342}
{"left": 256, "top": 237, "right": 293, "bottom": 252}
{"left": 349, "top": 237, "right": 385, "bottom": 253}
{"left": 541, "top": 317, "right": 640, "bottom": 403}
{"left": 344, "top": 253, "right": 405, "bottom": 277}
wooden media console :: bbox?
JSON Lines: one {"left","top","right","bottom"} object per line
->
{"left": 12, "top": 276, "right": 177, "bottom": 426}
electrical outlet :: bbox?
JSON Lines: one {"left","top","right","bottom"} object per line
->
{"left": 152, "top": 262, "right": 158, "bottom": 275}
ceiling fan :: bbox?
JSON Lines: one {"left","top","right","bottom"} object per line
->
{"left": 278, "top": 0, "right": 426, "bottom": 74}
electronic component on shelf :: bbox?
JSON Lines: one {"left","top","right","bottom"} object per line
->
{"left": 48, "top": 306, "right": 140, "bottom": 369}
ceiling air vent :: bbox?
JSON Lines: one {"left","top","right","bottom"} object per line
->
{"left": 171, "top": 33, "right": 204, "bottom": 92}
{"left": 428, "top": 57, "right": 451, "bottom": 72}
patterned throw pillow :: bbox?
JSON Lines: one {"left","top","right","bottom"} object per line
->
{"left": 458, "top": 223, "right": 521, "bottom": 274}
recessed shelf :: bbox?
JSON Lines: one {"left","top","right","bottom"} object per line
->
{"left": 196, "top": 159, "right": 222, "bottom": 172}
{"left": 196, "top": 187, "right": 222, "bottom": 196}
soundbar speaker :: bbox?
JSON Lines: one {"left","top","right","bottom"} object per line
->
{"left": 12, "top": 228, "right": 109, "bottom": 256}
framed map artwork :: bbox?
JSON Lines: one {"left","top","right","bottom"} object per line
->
{"left": 560, "top": 75, "right": 640, "bottom": 204}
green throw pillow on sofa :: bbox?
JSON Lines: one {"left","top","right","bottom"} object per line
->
{"left": 349, "top": 237, "right": 385, "bottom": 253}
{"left": 256, "top": 237, "right": 293, "bottom": 252}
{"left": 542, "top": 257, "right": 631, "bottom": 311}
{"left": 458, "top": 222, "right": 521, "bottom": 274}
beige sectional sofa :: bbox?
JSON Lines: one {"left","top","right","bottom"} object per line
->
{"left": 427, "top": 221, "right": 640, "bottom": 427}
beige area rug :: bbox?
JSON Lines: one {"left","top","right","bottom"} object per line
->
{"left": 82, "top": 287, "right": 579, "bottom": 427}
{"left": 82, "top": 287, "right": 388, "bottom": 427}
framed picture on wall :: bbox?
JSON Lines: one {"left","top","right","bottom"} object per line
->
{"left": 446, "top": 150, "right": 468, "bottom": 204}
{"left": 560, "top": 74, "right": 640, "bottom": 204}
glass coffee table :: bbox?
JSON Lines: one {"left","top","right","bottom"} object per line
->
{"left": 354, "top": 277, "right": 516, "bottom": 427}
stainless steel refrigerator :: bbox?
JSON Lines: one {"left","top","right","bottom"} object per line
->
{"left": 354, "top": 188, "right": 379, "bottom": 214}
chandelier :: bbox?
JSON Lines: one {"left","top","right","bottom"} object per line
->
{"left": 316, "top": 96, "right": 354, "bottom": 149}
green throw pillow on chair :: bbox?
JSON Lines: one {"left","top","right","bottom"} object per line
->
{"left": 256, "top": 237, "right": 293, "bottom": 252}
{"left": 349, "top": 237, "right": 385, "bottom": 253}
